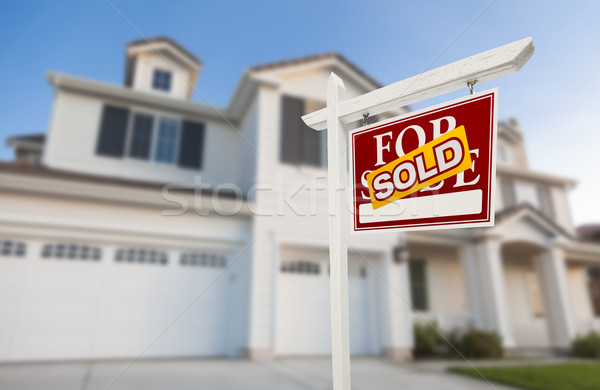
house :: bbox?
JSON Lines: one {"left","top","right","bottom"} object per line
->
{"left": 1, "top": 38, "right": 599, "bottom": 362}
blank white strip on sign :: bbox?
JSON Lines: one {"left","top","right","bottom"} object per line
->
{"left": 359, "top": 190, "right": 483, "bottom": 224}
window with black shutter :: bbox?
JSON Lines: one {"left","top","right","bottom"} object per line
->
{"left": 128, "top": 113, "right": 154, "bottom": 159}
{"left": 409, "top": 259, "right": 428, "bottom": 311}
{"left": 96, "top": 105, "right": 130, "bottom": 157}
{"left": 280, "top": 95, "right": 324, "bottom": 167}
{"left": 178, "top": 120, "right": 205, "bottom": 169}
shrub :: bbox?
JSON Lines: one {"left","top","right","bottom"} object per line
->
{"left": 445, "top": 328, "right": 503, "bottom": 359}
{"left": 457, "top": 328, "right": 504, "bottom": 359}
{"left": 572, "top": 332, "right": 600, "bottom": 358}
{"left": 413, "top": 321, "right": 443, "bottom": 357}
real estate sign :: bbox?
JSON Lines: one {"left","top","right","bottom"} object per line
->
{"left": 350, "top": 89, "right": 498, "bottom": 233}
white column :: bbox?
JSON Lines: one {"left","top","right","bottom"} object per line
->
{"left": 381, "top": 248, "right": 413, "bottom": 360}
{"left": 534, "top": 246, "right": 577, "bottom": 349}
{"left": 245, "top": 227, "right": 276, "bottom": 360}
{"left": 474, "top": 238, "right": 515, "bottom": 348}
{"left": 459, "top": 244, "right": 485, "bottom": 329}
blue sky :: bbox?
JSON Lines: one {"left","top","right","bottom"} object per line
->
{"left": 1, "top": 1, "right": 599, "bottom": 225}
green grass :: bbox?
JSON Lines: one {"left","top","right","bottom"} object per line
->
{"left": 450, "top": 363, "right": 600, "bottom": 390}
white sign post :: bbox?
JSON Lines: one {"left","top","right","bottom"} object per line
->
{"left": 302, "top": 37, "right": 534, "bottom": 390}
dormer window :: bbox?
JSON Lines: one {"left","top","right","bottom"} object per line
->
{"left": 152, "top": 69, "right": 172, "bottom": 92}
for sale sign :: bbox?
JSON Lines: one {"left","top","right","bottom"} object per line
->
{"left": 350, "top": 89, "right": 498, "bottom": 233}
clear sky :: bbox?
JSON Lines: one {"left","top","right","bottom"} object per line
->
{"left": 1, "top": 1, "right": 599, "bottom": 226}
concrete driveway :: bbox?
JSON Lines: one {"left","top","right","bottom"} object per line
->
{"left": 0, "top": 358, "right": 519, "bottom": 390}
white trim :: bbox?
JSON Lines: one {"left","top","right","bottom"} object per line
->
{"left": 47, "top": 72, "right": 229, "bottom": 124}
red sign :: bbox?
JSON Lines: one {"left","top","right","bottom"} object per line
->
{"left": 349, "top": 90, "right": 498, "bottom": 233}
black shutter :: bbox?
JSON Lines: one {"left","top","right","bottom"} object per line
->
{"left": 128, "top": 113, "right": 154, "bottom": 159}
{"left": 178, "top": 120, "right": 205, "bottom": 169}
{"left": 96, "top": 105, "right": 129, "bottom": 157}
{"left": 280, "top": 96, "right": 303, "bottom": 164}
{"left": 302, "top": 125, "right": 322, "bottom": 166}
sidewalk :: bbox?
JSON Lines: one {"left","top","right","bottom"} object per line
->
{"left": 0, "top": 358, "right": 523, "bottom": 390}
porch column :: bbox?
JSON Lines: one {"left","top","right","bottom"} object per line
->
{"left": 534, "top": 246, "right": 577, "bottom": 349}
{"left": 382, "top": 248, "right": 413, "bottom": 360}
{"left": 474, "top": 238, "right": 515, "bottom": 348}
{"left": 459, "top": 244, "right": 485, "bottom": 329}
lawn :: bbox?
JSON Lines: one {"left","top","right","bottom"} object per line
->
{"left": 450, "top": 363, "right": 600, "bottom": 390}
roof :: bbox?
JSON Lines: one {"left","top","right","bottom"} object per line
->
{"left": 0, "top": 162, "right": 243, "bottom": 200}
{"left": 577, "top": 224, "right": 600, "bottom": 243}
{"left": 127, "top": 37, "right": 201, "bottom": 66}
{"left": 495, "top": 203, "right": 574, "bottom": 240}
{"left": 250, "top": 52, "right": 382, "bottom": 89}
{"left": 6, "top": 134, "right": 45, "bottom": 144}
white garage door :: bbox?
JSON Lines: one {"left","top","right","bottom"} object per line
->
{"left": 0, "top": 239, "right": 233, "bottom": 361}
{"left": 275, "top": 247, "right": 381, "bottom": 356}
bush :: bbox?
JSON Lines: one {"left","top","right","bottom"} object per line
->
{"left": 413, "top": 321, "right": 443, "bottom": 357}
{"left": 453, "top": 328, "right": 504, "bottom": 359}
{"left": 413, "top": 324, "right": 504, "bottom": 359}
{"left": 573, "top": 332, "right": 600, "bottom": 358}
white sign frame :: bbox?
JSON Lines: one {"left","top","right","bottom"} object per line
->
{"left": 302, "top": 38, "right": 534, "bottom": 390}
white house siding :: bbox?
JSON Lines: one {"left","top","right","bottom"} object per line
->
{"left": 0, "top": 189, "right": 252, "bottom": 361}
{"left": 43, "top": 90, "right": 242, "bottom": 188}
{"left": 567, "top": 266, "right": 596, "bottom": 335}
{"left": 551, "top": 186, "right": 574, "bottom": 233}
{"left": 245, "top": 69, "right": 410, "bottom": 357}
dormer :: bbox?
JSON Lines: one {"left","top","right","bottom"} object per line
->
{"left": 497, "top": 118, "right": 528, "bottom": 168}
{"left": 124, "top": 37, "right": 201, "bottom": 100}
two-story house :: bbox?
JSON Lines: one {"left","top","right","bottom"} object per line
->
{"left": 1, "top": 37, "right": 599, "bottom": 362}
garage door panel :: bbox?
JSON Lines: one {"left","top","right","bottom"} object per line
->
{"left": 276, "top": 251, "right": 381, "bottom": 357}
{"left": 0, "top": 242, "right": 234, "bottom": 361}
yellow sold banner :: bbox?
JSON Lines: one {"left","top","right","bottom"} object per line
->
{"left": 366, "top": 126, "right": 472, "bottom": 209}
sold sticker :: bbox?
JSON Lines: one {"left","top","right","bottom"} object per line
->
{"left": 366, "top": 125, "right": 472, "bottom": 209}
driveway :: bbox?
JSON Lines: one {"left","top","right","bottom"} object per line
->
{"left": 0, "top": 358, "right": 520, "bottom": 390}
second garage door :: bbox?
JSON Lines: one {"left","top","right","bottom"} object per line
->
{"left": 275, "top": 246, "right": 382, "bottom": 356}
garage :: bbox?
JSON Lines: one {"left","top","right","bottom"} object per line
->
{"left": 0, "top": 238, "right": 236, "bottom": 361}
{"left": 275, "top": 245, "right": 383, "bottom": 356}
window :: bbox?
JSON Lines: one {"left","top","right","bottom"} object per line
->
{"left": 96, "top": 105, "right": 130, "bottom": 157}
{"left": 280, "top": 95, "right": 325, "bottom": 167}
{"left": 41, "top": 243, "right": 101, "bottom": 261}
{"left": 115, "top": 248, "right": 168, "bottom": 265}
{"left": 280, "top": 260, "right": 320, "bottom": 275}
{"left": 537, "top": 185, "right": 555, "bottom": 220}
{"left": 152, "top": 69, "right": 172, "bottom": 92}
{"left": 409, "top": 259, "right": 428, "bottom": 311}
{"left": 95, "top": 104, "right": 205, "bottom": 169}
{"left": 154, "top": 117, "right": 179, "bottom": 164}
{"left": 128, "top": 113, "right": 154, "bottom": 159}
{"left": 180, "top": 252, "right": 227, "bottom": 268}
{"left": 499, "top": 178, "right": 517, "bottom": 209}
{"left": 526, "top": 272, "right": 544, "bottom": 318}
{"left": 0, "top": 240, "right": 26, "bottom": 258}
